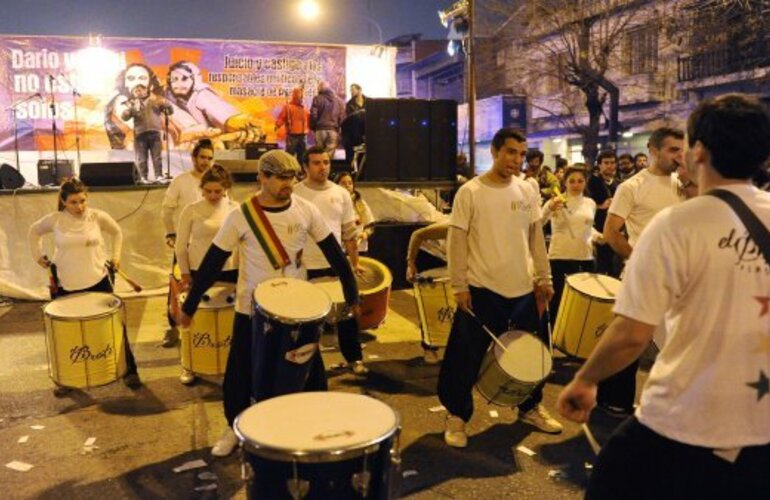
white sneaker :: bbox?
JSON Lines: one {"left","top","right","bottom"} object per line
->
{"left": 211, "top": 427, "right": 239, "bottom": 457}
{"left": 352, "top": 360, "right": 369, "bottom": 375}
{"left": 519, "top": 404, "right": 563, "bottom": 434}
{"left": 444, "top": 415, "right": 468, "bottom": 448}
{"left": 179, "top": 369, "right": 195, "bottom": 385}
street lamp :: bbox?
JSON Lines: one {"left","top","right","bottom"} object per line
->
{"left": 298, "top": 0, "right": 321, "bottom": 21}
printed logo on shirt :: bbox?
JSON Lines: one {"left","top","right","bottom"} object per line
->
{"left": 718, "top": 228, "right": 770, "bottom": 274}
{"left": 511, "top": 200, "right": 534, "bottom": 213}
{"left": 286, "top": 223, "right": 303, "bottom": 235}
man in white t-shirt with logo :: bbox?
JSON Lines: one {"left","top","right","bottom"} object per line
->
{"left": 439, "top": 127, "right": 562, "bottom": 448}
{"left": 160, "top": 138, "right": 214, "bottom": 347}
{"left": 598, "top": 127, "right": 696, "bottom": 415}
{"left": 558, "top": 93, "right": 770, "bottom": 498}
{"left": 179, "top": 150, "right": 359, "bottom": 458}
{"left": 294, "top": 145, "right": 368, "bottom": 375}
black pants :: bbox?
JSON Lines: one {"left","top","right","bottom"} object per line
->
{"left": 285, "top": 134, "right": 306, "bottom": 161}
{"left": 134, "top": 130, "right": 163, "bottom": 180}
{"left": 55, "top": 274, "right": 138, "bottom": 376}
{"left": 548, "top": 259, "right": 596, "bottom": 327}
{"left": 307, "top": 268, "right": 363, "bottom": 364}
{"left": 587, "top": 417, "right": 770, "bottom": 500}
{"left": 223, "top": 312, "right": 327, "bottom": 426}
{"left": 595, "top": 245, "right": 621, "bottom": 278}
{"left": 437, "top": 286, "right": 545, "bottom": 422}
{"left": 597, "top": 359, "right": 639, "bottom": 413}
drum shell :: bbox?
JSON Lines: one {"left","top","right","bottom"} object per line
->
{"left": 413, "top": 272, "right": 455, "bottom": 347}
{"left": 357, "top": 257, "right": 392, "bottom": 331}
{"left": 553, "top": 273, "right": 619, "bottom": 359}
{"left": 180, "top": 302, "right": 234, "bottom": 376}
{"left": 476, "top": 331, "right": 552, "bottom": 407}
{"left": 43, "top": 293, "right": 127, "bottom": 388}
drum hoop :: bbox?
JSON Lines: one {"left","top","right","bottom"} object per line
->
{"left": 358, "top": 257, "right": 393, "bottom": 296}
{"left": 234, "top": 413, "right": 401, "bottom": 464}
{"left": 43, "top": 293, "right": 123, "bottom": 321}
{"left": 254, "top": 303, "right": 331, "bottom": 325}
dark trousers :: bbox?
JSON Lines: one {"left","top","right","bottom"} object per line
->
{"left": 587, "top": 417, "right": 770, "bottom": 500}
{"left": 595, "top": 244, "right": 621, "bottom": 278}
{"left": 55, "top": 274, "right": 138, "bottom": 376}
{"left": 135, "top": 130, "right": 163, "bottom": 180}
{"left": 597, "top": 359, "right": 639, "bottom": 413}
{"left": 223, "top": 313, "right": 327, "bottom": 426}
{"left": 285, "top": 134, "right": 307, "bottom": 161}
{"left": 548, "top": 259, "right": 596, "bottom": 327}
{"left": 307, "top": 268, "right": 363, "bottom": 364}
{"left": 438, "top": 286, "right": 545, "bottom": 422}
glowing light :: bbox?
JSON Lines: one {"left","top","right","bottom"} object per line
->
{"left": 622, "top": 131, "right": 634, "bottom": 138}
{"left": 70, "top": 36, "right": 123, "bottom": 96}
{"left": 298, "top": 0, "right": 321, "bottom": 21}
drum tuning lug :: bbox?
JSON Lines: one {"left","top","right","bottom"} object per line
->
{"left": 351, "top": 470, "right": 371, "bottom": 497}
{"left": 202, "top": 294, "right": 211, "bottom": 302}
{"left": 286, "top": 478, "right": 310, "bottom": 499}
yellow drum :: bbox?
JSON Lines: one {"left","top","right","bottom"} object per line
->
{"left": 43, "top": 292, "right": 127, "bottom": 388}
{"left": 180, "top": 285, "right": 235, "bottom": 375}
{"left": 553, "top": 273, "right": 622, "bottom": 359}
{"left": 356, "top": 257, "right": 392, "bottom": 331}
{"left": 413, "top": 267, "right": 455, "bottom": 347}
{"left": 476, "top": 330, "right": 552, "bottom": 407}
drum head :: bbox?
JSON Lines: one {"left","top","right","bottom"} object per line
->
{"left": 357, "top": 257, "right": 392, "bottom": 294}
{"left": 309, "top": 277, "right": 345, "bottom": 304}
{"left": 44, "top": 292, "right": 121, "bottom": 319}
{"left": 253, "top": 278, "right": 331, "bottom": 323}
{"left": 566, "top": 273, "right": 621, "bottom": 300}
{"left": 235, "top": 392, "right": 399, "bottom": 462}
{"left": 494, "top": 330, "right": 552, "bottom": 383}
{"left": 417, "top": 267, "right": 449, "bottom": 281}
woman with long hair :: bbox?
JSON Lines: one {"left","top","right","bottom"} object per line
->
{"left": 334, "top": 172, "right": 374, "bottom": 253}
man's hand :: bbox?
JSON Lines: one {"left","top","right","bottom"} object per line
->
{"left": 535, "top": 282, "right": 555, "bottom": 303}
{"left": 165, "top": 234, "right": 176, "bottom": 249}
{"left": 599, "top": 197, "right": 612, "bottom": 210}
{"left": 109, "top": 259, "right": 121, "bottom": 272}
{"left": 37, "top": 256, "right": 51, "bottom": 269}
{"left": 178, "top": 311, "right": 193, "bottom": 328}
{"left": 181, "top": 273, "right": 191, "bottom": 291}
{"left": 556, "top": 377, "right": 597, "bottom": 423}
{"left": 406, "top": 261, "right": 418, "bottom": 283}
{"left": 353, "top": 264, "right": 366, "bottom": 278}
{"left": 454, "top": 291, "right": 472, "bottom": 312}
{"left": 549, "top": 197, "right": 565, "bottom": 212}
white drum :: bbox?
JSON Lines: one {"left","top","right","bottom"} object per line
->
{"left": 235, "top": 391, "right": 401, "bottom": 499}
{"left": 253, "top": 278, "right": 331, "bottom": 325}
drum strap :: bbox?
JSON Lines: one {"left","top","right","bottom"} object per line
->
{"left": 241, "top": 196, "right": 291, "bottom": 270}
{"left": 708, "top": 189, "right": 770, "bottom": 266}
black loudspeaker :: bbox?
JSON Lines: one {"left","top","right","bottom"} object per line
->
{"left": 398, "top": 100, "right": 432, "bottom": 181}
{"left": 362, "top": 99, "right": 399, "bottom": 181}
{"left": 430, "top": 100, "right": 458, "bottom": 181}
{"left": 37, "top": 159, "right": 74, "bottom": 186}
{"left": 245, "top": 142, "right": 279, "bottom": 160}
{"left": 0, "top": 163, "right": 25, "bottom": 189}
{"left": 366, "top": 221, "right": 430, "bottom": 290}
{"left": 79, "top": 162, "right": 138, "bottom": 187}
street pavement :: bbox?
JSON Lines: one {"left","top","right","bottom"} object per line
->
{"left": 0, "top": 290, "right": 643, "bottom": 499}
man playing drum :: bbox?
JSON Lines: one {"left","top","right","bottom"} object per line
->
{"left": 294, "top": 145, "right": 368, "bottom": 375}
{"left": 598, "top": 126, "right": 695, "bottom": 415}
{"left": 558, "top": 93, "right": 770, "bottom": 499}
{"left": 179, "top": 150, "right": 359, "bottom": 457}
{"left": 438, "top": 127, "right": 562, "bottom": 448}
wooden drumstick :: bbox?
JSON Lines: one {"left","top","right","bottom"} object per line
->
{"left": 590, "top": 273, "right": 615, "bottom": 298}
{"left": 464, "top": 309, "right": 510, "bottom": 353}
{"left": 106, "top": 263, "right": 143, "bottom": 293}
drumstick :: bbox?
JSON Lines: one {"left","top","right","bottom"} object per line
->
{"left": 464, "top": 309, "right": 510, "bottom": 353}
{"left": 105, "top": 262, "right": 143, "bottom": 293}
{"left": 590, "top": 273, "right": 615, "bottom": 298}
{"left": 582, "top": 423, "right": 602, "bottom": 455}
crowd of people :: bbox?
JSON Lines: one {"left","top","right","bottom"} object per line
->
{"left": 28, "top": 92, "right": 770, "bottom": 497}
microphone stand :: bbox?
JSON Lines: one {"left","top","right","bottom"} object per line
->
{"left": 48, "top": 75, "right": 59, "bottom": 173}
{"left": 59, "top": 73, "right": 81, "bottom": 169}
{"left": 4, "top": 93, "right": 41, "bottom": 171}
{"left": 163, "top": 108, "right": 171, "bottom": 179}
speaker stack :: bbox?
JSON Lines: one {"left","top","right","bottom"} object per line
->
{"left": 79, "top": 162, "right": 138, "bottom": 187}
{"left": 362, "top": 98, "right": 457, "bottom": 183}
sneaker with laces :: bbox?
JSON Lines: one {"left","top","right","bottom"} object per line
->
{"left": 212, "top": 427, "right": 239, "bottom": 457}
{"left": 162, "top": 327, "right": 179, "bottom": 348}
{"left": 352, "top": 360, "right": 369, "bottom": 375}
{"left": 423, "top": 349, "right": 440, "bottom": 365}
{"left": 519, "top": 404, "right": 563, "bottom": 434}
{"left": 444, "top": 415, "right": 468, "bottom": 448}
{"left": 179, "top": 369, "right": 195, "bottom": 385}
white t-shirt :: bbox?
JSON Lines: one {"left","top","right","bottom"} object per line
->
{"left": 28, "top": 208, "right": 122, "bottom": 291}
{"left": 608, "top": 169, "right": 685, "bottom": 247}
{"left": 542, "top": 195, "right": 597, "bottom": 261}
{"left": 162, "top": 171, "right": 202, "bottom": 233}
{"left": 175, "top": 198, "right": 238, "bottom": 273}
{"left": 212, "top": 195, "right": 331, "bottom": 314}
{"left": 449, "top": 176, "right": 542, "bottom": 298}
{"left": 293, "top": 181, "right": 356, "bottom": 270}
{"left": 615, "top": 184, "right": 770, "bottom": 448}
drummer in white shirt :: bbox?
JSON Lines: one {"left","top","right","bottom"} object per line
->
{"left": 558, "top": 93, "right": 770, "bottom": 499}
{"left": 28, "top": 178, "right": 140, "bottom": 395}
{"left": 174, "top": 164, "right": 238, "bottom": 385}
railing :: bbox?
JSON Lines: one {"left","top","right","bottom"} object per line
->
{"left": 678, "top": 39, "right": 770, "bottom": 82}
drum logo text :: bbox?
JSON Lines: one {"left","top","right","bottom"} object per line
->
{"left": 437, "top": 306, "right": 455, "bottom": 323}
{"left": 69, "top": 344, "right": 113, "bottom": 363}
{"left": 193, "top": 333, "right": 232, "bottom": 349}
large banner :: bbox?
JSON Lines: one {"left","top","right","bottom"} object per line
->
{"left": 0, "top": 36, "right": 347, "bottom": 153}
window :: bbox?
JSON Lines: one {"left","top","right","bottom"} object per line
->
{"left": 624, "top": 24, "right": 658, "bottom": 75}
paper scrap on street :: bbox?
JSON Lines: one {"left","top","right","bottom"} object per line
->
{"left": 84, "top": 437, "right": 97, "bottom": 447}
{"left": 428, "top": 405, "right": 446, "bottom": 413}
{"left": 548, "top": 469, "right": 567, "bottom": 479}
{"left": 194, "top": 484, "right": 218, "bottom": 491}
{"left": 198, "top": 471, "right": 217, "bottom": 481}
{"left": 489, "top": 410, "right": 499, "bottom": 418}
{"left": 517, "top": 445, "right": 536, "bottom": 457}
{"left": 6, "top": 461, "right": 33, "bottom": 472}
{"left": 30, "top": 425, "right": 45, "bottom": 430}
{"left": 402, "top": 470, "right": 419, "bottom": 478}
{"left": 17, "top": 435, "right": 29, "bottom": 444}
{"left": 368, "top": 354, "right": 380, "bottom": 359}
{"left": 173, "top": 459, "right": 208, "bottom": 473}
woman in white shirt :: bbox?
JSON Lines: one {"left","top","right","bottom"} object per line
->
{"left": 175, "top": 164, "right": 238, "bottom": 384}
{"left": 28, "top": 178, "right": 140, "bottom": 395}
{"left": 335, "top": 172, "right": 374, "bottom": 253}
{"left": 542, "top": 166, "right": 603, "bottom": 325}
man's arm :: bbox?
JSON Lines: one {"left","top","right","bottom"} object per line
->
{"left": 603, "top": 213, "right": 632, "bottom": 260}
{"left": 318, "top": 234, "right": 359, "bottom": 306}
{"left": 180, "top": 244, "right": 232, "bottom": 323}
{"left": 447, "top": 225, "right": 471, "bottom": 311}
{"left": 529, "top": 219, "right": 554, "bottom": 302}
{"left": 406, "top": 223, "right": 449, "bottom": 280}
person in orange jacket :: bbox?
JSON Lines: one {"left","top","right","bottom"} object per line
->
{"left": 275, "top": 87, "right": 309, "bottom": 160}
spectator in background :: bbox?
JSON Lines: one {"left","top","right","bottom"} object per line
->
{"left": 335, "top": 172, "right": 375, "bottom": 254}
{"left": 634, "top": 152, "right": 648, "bottom": 172}
{"left": 617, "top": 153, "right": 636, "bottom": 182}
{"left": 275, "top": 87, "right": 309, "bottom": 161}
{"left": 587, "top": 150, "right": 621, "bottom": 277}
{"left": 554, "top": 157, "right": 568, "bottom": 185}
{"left": 341, "top": 84, "right": 367, "bottom": 164}
{"left": 525, "top": 150, "right": 560, "bottom": 200}
{"left": 310, "top": 81, "right": 345, "bottom": 155}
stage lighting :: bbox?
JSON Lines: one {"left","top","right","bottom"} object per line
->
{"left": 438, "top": 0, "right": 469, "bottom": 28}
{"left": 298, "top": 0, "right": 320, "bottom": 21}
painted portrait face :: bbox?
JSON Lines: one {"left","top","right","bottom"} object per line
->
{"left": 169, "top": 67, "right": 194, "bottom": 98}
{"left": 124, "top": 65, "right": 150, "bottom": 94}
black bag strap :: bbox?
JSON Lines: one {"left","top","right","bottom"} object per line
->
{"left": 708, "top": 188, "right": 770, "bottom": 266}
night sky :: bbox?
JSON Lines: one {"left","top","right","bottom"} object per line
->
{"left": 0, "top": 0, "right": 451, "bottom": 44}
